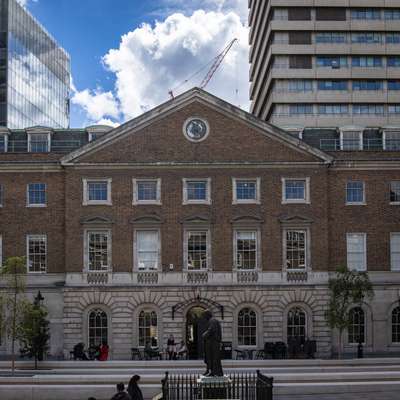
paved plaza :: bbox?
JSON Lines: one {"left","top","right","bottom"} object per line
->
{"left": 1, "top": 358, "right": 400, "bottom": 399}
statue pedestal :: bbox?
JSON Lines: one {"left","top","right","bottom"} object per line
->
{"left": 197, "top": 375, "right": 233, "bottom": 400}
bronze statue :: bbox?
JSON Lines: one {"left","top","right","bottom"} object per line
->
{"left": 202, "top": 309, "right": 223, "bottom": 376}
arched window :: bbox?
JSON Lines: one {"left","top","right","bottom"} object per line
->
{"left": 139, "top": 310, "right": 158, "bottom": 347}
{"left": 238, "top": 307, "right": 257, "bottom": 346}
{"left": 88, "top": 308, "right": 108, "bottom": 347}
{"left": 287, "top": 307, "right": 306, "bottom": 344}
{"left": 348, "top": 307, "right": 365, "bottom": 344}
{"left": 392, "top": 307, "right": 400, "bottom": 343}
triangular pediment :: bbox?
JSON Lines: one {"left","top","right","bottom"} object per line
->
{"left": 181, "top": 214, "right": 212, "bottom": 224}
{"left": 62, "top": 88, "right": 332, "bottom": 166}
{"left": 130, "top": 214, "right": 163, "bottom": 224}
{"left": 80, "top": 216, "right": 114, "bottom": 225}
{"left": 279, "top": 214, "right": 314, "bottom": 225}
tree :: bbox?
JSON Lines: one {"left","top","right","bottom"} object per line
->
{"left": 18, "top": 292, "right": 50, "bottom": 370}
{"left": 0, "top": 256, "right": 29, "bottom": 375}
{"left": 325, "top": 265, "right": 374, "bottom": 359}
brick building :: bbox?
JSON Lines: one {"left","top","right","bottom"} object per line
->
{"left": 0, "top": 88, "right": 400, "bottom": 359}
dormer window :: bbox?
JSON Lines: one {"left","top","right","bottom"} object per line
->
{"left": 0, "top": 134, "right": 7, "bottom": 152}
{"left": 340, "top": 129, "right": 363, "bottom": 151}
{"left": 383, "top": 129, "right": 400, "bottom": 151}
{"left": 87, "top": 125, "right": 113, "bottom": 142}
{"left": 28, "top": 133, "right": 50, "bottom": 153}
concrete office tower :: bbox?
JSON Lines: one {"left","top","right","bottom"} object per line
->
{"left": 249, "top": 2, "right": 400, "bottom": 129}
{"left": 0, "top": 0, "right": 70, "bottom": 128}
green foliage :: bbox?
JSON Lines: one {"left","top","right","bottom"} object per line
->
{"left": 325, "top": 265, "right": 374, "bottom": 356}
{"left": 18, "top": 300, "right": 50, "bottom": 368}
{"left": 0, "top": 257, "right": 29, "bottom": 341}
{"left": 0, "top": 256, "right": 28, "bottom": 374}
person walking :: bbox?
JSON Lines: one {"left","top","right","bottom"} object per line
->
{"left": 127, "top": 375, "right": 144, "bottom": 400}
{"left": 110, "top": 382, "right": 131, "bottom": 400}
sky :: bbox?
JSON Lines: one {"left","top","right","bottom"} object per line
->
{"left": 20, "top": 0, "right": 250, "bottom": 128}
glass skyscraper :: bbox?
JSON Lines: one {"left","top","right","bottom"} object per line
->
{"left": 0, "top": 0, "right": 70, "bottom": 128}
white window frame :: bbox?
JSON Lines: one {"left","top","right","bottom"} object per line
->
{"left": 132, "top": 178, "right": 161, "bottom": 205}
{"left": 182, "top": 178, "right": 211, "bottom": 205}
{"left": 233, "top": 229, "right": 260, "bottom": 271}
{"left": 340, "top": 130, "right": 363, "bottom": 151}
{"left": 0, "top": 134, "right": 8, "bottom": 152}
{"left": 134, "top": 229, "right": 161, "bottom": 271}
{"left": 0, "top": 235, "right": 2, "bottom": 266}
{"left": 184, "top": 229, "right": 211, "bottom": 271}
{"left": 391, "top": 233, "right": 400, "bottom": 271}
{"left": 383, "top": 130, "right": 400, "bottom": 151}
{"left": 28, "top": 132, "right": 51, "bottom": 153}
{"left": 237, "top": 307, "right": 258, "bottom": 347}
{"left": 283, "top": 228, "right": 310, "bottom": 271}
{"left": 83, "top": 178, "right": 112, "bottom": 206}
{"left": 138, "top": 309, "right": 159, "bottom": 348}
{"left": 26, "top": 234, "right": 47, "bottom": 274}
{"left": 0, "top": 184, "right": 3, "bottom": 207}
{"left": 390, "top": 181, "right": 400, "bottom": 205}
{"left": 281, "top": 177, "right": 310, "bottom": 204}
{"left": 346, "top": 180, "right": 366, "bottom": 205}
{"left": 232, "top": 178, "right": 261, "bottom": 204}
{"left": 84, "top": 229, "right": 112, "bottom": 272}
{"left": 346, "top": 233, "right": 367, "bottom": 271}
{"left": 26, "top": 183, "right": 47, "bottom": 208}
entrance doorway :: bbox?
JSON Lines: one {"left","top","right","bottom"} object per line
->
{"left": 186, "top": 306, "right": 207, "bottom": 359}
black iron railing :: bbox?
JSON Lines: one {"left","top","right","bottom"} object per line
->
{"left": 161, "top": 370, "right": 273, "bottom": 400}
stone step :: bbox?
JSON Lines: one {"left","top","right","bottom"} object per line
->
{"left": 3, "top": 370, "right": 400, "bottom": 385}
{"left": 2, "top": 381, "right": 400, "bottom": 400}
{"left": 2, "top": 357, "right": 400, "bottom": 370}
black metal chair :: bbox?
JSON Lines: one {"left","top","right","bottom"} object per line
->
{"left": 131, "top": 347, "right": 142, "bottom": 360}
{"left": 255, "top": 349, "right": 265, "bottom": 359}
{"left": 144, "top": 347, "right": 162, "bottom": 360}
{"left": 263, "top": 342, "right": 275, "bottom": 359}
{"left": 234, "top": 349, "right": 246, "bottom": 360}
{"left": 274, "top": 342, "right": 287, "bottom": 359}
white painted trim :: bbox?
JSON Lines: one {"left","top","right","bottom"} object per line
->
{"left": 183, "top": 228, "right": 211, "bottom": 271}
{"left": 133, "top": 228, "right": 161, "bottom": 271}
{"left": 26, "top": 234, "right": 47, "bottom": 274}
{"left": 132, "top": 178, "right": 161, "bottom": 205}
{"left": 0, "top": 235, "right": 2, "bottom": 267}
{"left": 82, "top": 178, "right": 112, "bottom": 206}
{"left": 26, "top": 183, "right": 47, "bottom": 208}
{"left": 27, "top": 132, "right": 51, "bottom": 153}
{"left": 281, "top": 177, "right": 310, "bottom": 204}
{"left": 233, "top": 228, "right": 260, "bottom": 271}
{"left": 0, "top": 134, "right": 8, "bottom": 152}
{"left": 182, "top": 178, "right": 211, "bottom": 205}
{"left": 232, "top": 177, "right": 261, "bottom": 204}
{"left": 282, "top": 228, "right": 311, "bottom": 272}
{"left": 390, "top": 181, "right": 400, "bottom": 205}
{"left": 390, "top": 233, "right": 400, "bottom": 272}
{"left": 345, "top": 180, "right": 366, "bottom": 205}
{"left": 346, "top": 232, "right": 367, "bottom": 272}
{"left": 83, "top": 229, "right": 112, "bottom": 272}
{"left": 339, "top": 128, "right": 363, "bottom": 151}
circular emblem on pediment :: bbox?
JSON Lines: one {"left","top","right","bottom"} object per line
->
{"left": 183, "top": 117, "right": 209, "bottom": 142}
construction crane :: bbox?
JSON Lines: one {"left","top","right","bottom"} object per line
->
{"left": 168, "top": 38, "right": 238, "bottom": 99}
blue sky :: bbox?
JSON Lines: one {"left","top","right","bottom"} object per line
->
{"left": 24, "top": 0, "right": 249, "bottom": 127}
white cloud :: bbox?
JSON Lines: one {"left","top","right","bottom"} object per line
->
{"left": 95, "top": 118, "right": 120, "bottom": 128}
{"left": 72, "top": 88, "right": 120, "bottom": 121}
{"left": 74, "top": 5, "right": 249, "bottom": 125}
{"left": 16, "top": 0, "right": 38, "bottom": 7}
